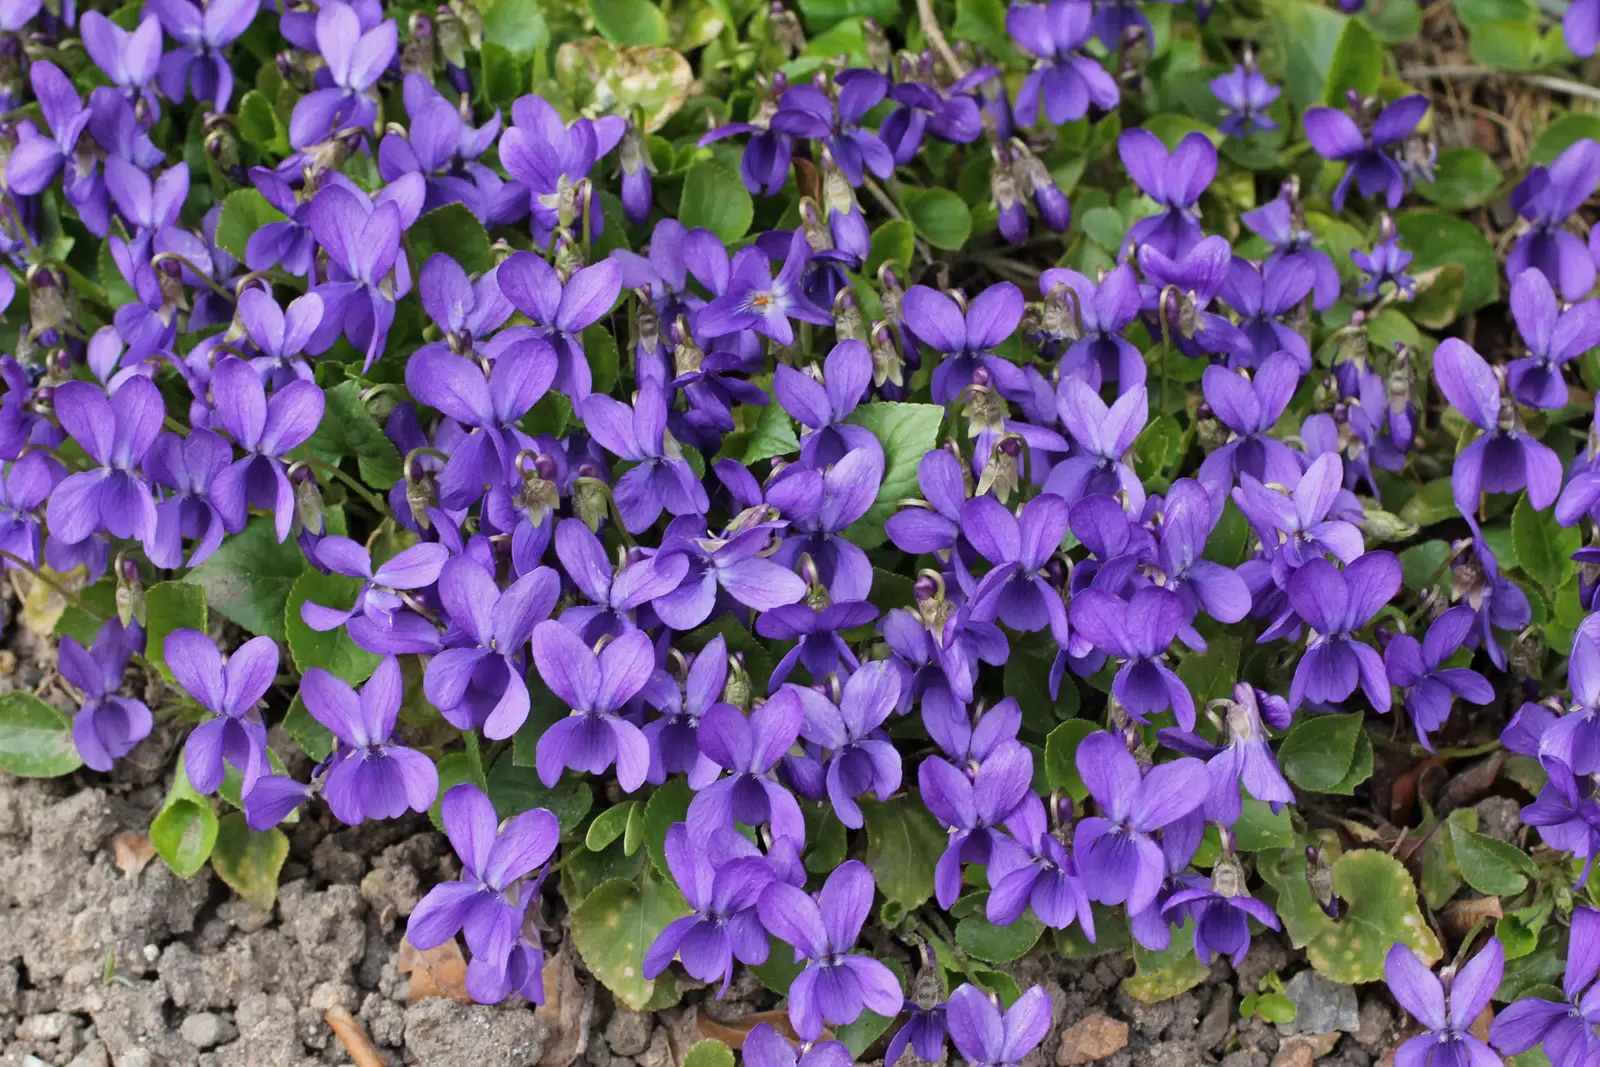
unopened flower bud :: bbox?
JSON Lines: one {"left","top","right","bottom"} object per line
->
{"left": 116, "top": 557, "right": 146, "bottom": 629}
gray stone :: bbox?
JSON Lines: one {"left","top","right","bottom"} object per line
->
{"left": 180, "top": 1012, "right": 237, "bottom": 1050}
{"left": 233, "top": 992, "right": 304, "bottom": 1067}
{"left": 1276, "top": 970, "right": 1360, "bottom": 1036}
{"left": 404, "top": 998, "right": 548, "bottom": 1067}
{"left": 604, "top": 1007, "right": 653, "bottom": 1056}
{"left": 1197, "top": 986, "right": 1234, "bottom": 1051}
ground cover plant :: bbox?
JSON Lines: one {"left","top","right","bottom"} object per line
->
{"left": 0, "top": 0, "right": 1599, "bottom": 1061}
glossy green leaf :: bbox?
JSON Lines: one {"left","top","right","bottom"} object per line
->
{"left": 842, "top": 402, "right": 944, "bottom": 550}
{"left": 308, "top": 381, "right": 405, "bottom": 490}
{"left": 409, "top": 204, "right": 495, "bottom": 276}
{"left": 956, "top": 914, "right": 1043, "bottom": 963}
{"left": 744, "top": 401, "right": 800, "bottom": 464}
{"left": 215, "top": 189, "right": 287, "bottom": 264}
{"left": 679, "top": 163, "right": 754, "bottom": 243}
{"left": 185, "top": 517, "right": 309, "bottom": 641}
{"left": 1512, "top": 491, "right": 1580, "bottom": 596}
{"left": 1043, "top": 719, "right": 1099, "bottom": 802}
{"left": 143, "top": 581, "right": 207, "bottom": 684}
{"left": 1450, "top": 820, "right": 1538, "bottom": 896}
{"left": 285, "top": 572, "right": 382, "bottom": 684}
{"left": 569, "top": 871, "right": 689, "bottom": 1009}
{"left": 861, "top": 795, "right": 947, "bottom": 911}
{"left": 1416, "top": 148, "right": 1501, "bottom": 209}
{"left": 1322, "top": 16, "right": 1383, "bottom": 105}
{"left": 210, "top": 812, "right": 289, "bottom": 910}
{"left": 900, "top": 188, "right": 972, "bottom": 251}
{"left": 0, "top": 691, "right": 82, "bottom": 778}
{"left": 151, "top": 758, "right": 219, "bottom": 879}
{"left": 1279, "top": 713, "right": 1364, "bottom": 792}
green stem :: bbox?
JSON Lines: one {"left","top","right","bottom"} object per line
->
{"left": 306, "top": 457, "right": 391, "bottom": 517}
{"left": 463, "top": 731, "right": 489, "bottom": 792}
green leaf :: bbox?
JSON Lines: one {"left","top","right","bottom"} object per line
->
{"left": 1269, "top": 0, "right": 1351, "bottom": 109}
{"left": 643, "top": 777, "right": 693, "bottom": 879}
{"left": 210, "top": 812, "right": 289, "bottom": 910}
{"left": 308, "top": 381, "right": 405, "bottom": 489}
{"left": 485, "top": 754, "right": 592, "bottom": 833}
{"left": 1396, "top": 210, "right": 1499, "bottom": 315}
{"left": 151, "top": 757, "right": 219, "bottom": 879}
{"left": 238, "top": 90, "right": 289, "bottom": 155}
{"left": 481, "top": 42, "right": 527, "bottom": 105}
{"left": 1234, "top": 797, "right": 1296, "bottom": 851}
{"left": 1531, "top": 113, "right": 1600, "bottom": 165}
{"left": 481, "top": 0, "right": 551, "bottom": 57}
{"left": 1469, "top": 18, "right": 1542, "bottom": 69}
{"left": 750, "top": 933, "right": 809, "bottom": 993}
{"left": 1400, "top": 540, "right": 1452, "bottom": 591}
{"left": 1310, "top": 850, "right": 1442, "bottom": 983}
{"left": 286, "top": 572, "right": 382, "bottom": 684}
{"left": 1399, "top": 479, "right": 1460, "bottom": 528}
{"left": 866, "top": 219, "right": 916, "bottom": 278}
{"left": 1126, "top": 937, "right": 1211, "bottom": 1003}
{"left": 0, "top": 691, "right": 82, "bottom": 778}
{"left": 1322, "top": 16, "right": 1383, "bottom": 105}
{"left": 1361, "top": 0, "right": 1422, "bottom": 42}
{"left": 1450, "top": 821, "right": 1538, "bottom": 896}
{"left": 1323, "top": 728, "right": 1374, "bottom": 795}
{"left": 569, "top": 871, "right": 689, "bottom": 1009}
{"left": 1416, "top": 148, "right": 1501, "bottom": 209}
{"left": 1421, "top": 807, "right": 1477, "bottom": 909}
{"left": 586, "top": 0, "right": 671, "bottom": 44}
{"left": 215, "top": 189, "right": 287, "bottom": 264}
{"left": 1279, "top": 713, "right": 1364, "bottom": 792}
{"left": 681, "top": 1040, "right": 735, "bottom": 1067}
{"left": 1265, "top": 848, "right": 1442, "bottom": 983}
{"left": 554, "top": 40, "right": 691, "bottom": 134}
{"left": 956, "top": 915, "right": 1043, "bottom": 963}
{"left": 744, "top": 401, "right": 800, "bottom": 464}
{"left": 1176, "top": 635, "right": 1239, "bottom": 707}
{"left": 861, "top": 796, "right": 947, "bottom": 911}
{"left": 409, "top": 203, "right": 495, "bottom": 276}
{"left": 842, "top": 402, "right": 944, "bottom": 550}
{"left": 1255, "top": 994, "right": 1299, "bottom": 1024}
{"left": 1080, "top": 206, "right": 1126, "bottom": 253}
{"left": 1454, "top": 0, "right": 1534, "bottom": 27}
{"left": 1512, "top": 492, "right": 1580, "bottom": 595}
{"left": 836, "top": 1011, "right": 896, "bottom": 1057}
{"left": 797, "top": 0, "right": 900, "bottom": 30}
{"left": 283, "top": 693, "right": 335, "bottom": 762}
{"left": 587, "top": 801, "right": 638, "bottom": 852}
{"left": 900, "top": 188, "right": 972, "bottom": 251}
{"left": 1043, "top": 719, "right": 1098, "bottom": 802}
{"left": 185, "top": 516, "right": 309, "bottom": 641}
{"left": 678, "top": 163, "right": 754, "bottom": 243}
{"left": 143, "top": 581, "right": 207, "bottom": 684}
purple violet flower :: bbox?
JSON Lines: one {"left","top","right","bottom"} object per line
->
{"left": 902, "top": 281, "right": 1026, "bottom": 405}
{"left": 757, "top": 860, "right": 904, "bottom": 1039}
{"left": 1045, "top": 379, "right": 1148, "bottom": 513}
{"left": 62, "top": 619, "right": 150, "bottom": 772}
{"left": 790, "top": 661, "right": 903, "bottom": 828}
{"left": 1197, "top": 353, "right": 1304, "bottom": 497}
{"left": 1159, "top": 683, "right": 1294, "bottom": 824}
{"left": 583, "top": 379, "right": 711, "bottom": 533}
{"left": 1006, "top": 1, "right": 1120, "bottom": 127}
{"left": 1211, "top": 63, "right": 1279, "bottom": 138}
{"left": 498, "top": 252, "right": 622, "bottom": 402}
{"left": 986, "top": 793, "right": 1095, "bottom": 934}
{"left": 1162, "top": 860, "right": 1281, "bottom": 965}
{"left": 166, "top": 628, "right": 276, "bottom": 795}
{"left": 946, "top": 984, "right": 1051, "bottom": 1067}
{"left": 81, "top": 12, "right": 162, "bottom": 119}
{"left": 1490, "top": 907, "right": 1600, "bottom": 1066}
{"left": 288, "top": 2, "right": 395, "bottom": 147}
{"left": 407, "top": 783, "right": 558, "bottom": 1004}
{"left": 1071, "top": 586, "right": 1196, "bottom": 728}
{"left": 425, "top": 560, "right": 558, "bottom": 738}
{"left": 695, "top": 229, "right": 832, "bottom": 347}
{"left": 1352, "top": 228, "right": 1415, "bottom": 301}
{"left": 1287, "top": 553, "right": 1400, "bottom": 711}
{"left": 775, "top": 340, "right": 880, "bottom": 468}
{"left": 1072, "top": 731, "right": 1208, "bottom": 915}
{"left": 690, "top": 694, "right": 808, "bottom": 844}
{"left": 1302, "top": 95, "right": 1430, "bottom": 212}
{"left": 1385, "top": 940, "right": 1504, "bottom": 1067}
{"left": 207, "top": 357, "right": 325, "bottom": 543}
{"left": 1118, "top": 129, "right": 1215, "bottom": 260}
{"left": 1433, "top": 337, "right": 1563, "bottom": 521}
{"left": 1383, "top": 605, "right": 1494, "bottom": 751}
{"left": 963, "top": 493, "right": 1071, "bottom": 638}
{"left": 1506, "top": 138, "right": 1600, "bottom": 299}
{"left": 143, "top": 428, "right": 231, "bottom": 569}
{"left": 1242, "top": 191, "right": 1342, "bottom": 311}
{"left": 529, "top": 622, "right": 654, "bottom": 791}
{"left": 45, "top": 378, "right": 164, "bottom": 549}
{"left": 1037, "top": 264, "right": 1145, "bottom": 390}
{"left": 299, "top": 656, "right": 439, "bottom": 824}
{"left": 920, "top": 741, "right": 1035, "bottom": 908}
{"left": 1506, "top": 267, "right": 1600, "bottom": 410}
{"left": 146, "top": 0, "right": 259, "bottom": 111}
{"left": 643, "top": 823, "right": 774, "bottom": 994}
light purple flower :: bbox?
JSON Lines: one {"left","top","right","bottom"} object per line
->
{"left": 498, "top": 252, "right": 621, "bottom": 402}
{"left": 1383, "top": 606, "right": 1494, "bottom": 750}
{"left": 946, "top": 984, "right": 1051, "bottom": 1067}
{"left": 1385, "top": 940, "right": 1504, "bottom": 1067}
{"left": 146, "top": 0, "right": 259, "bottom": 111}
{"left": 1490, "top": 908, "right": 1600, "bottom": 1067}
{"left": 299, "top": 656, "right": 438, "bottom": 825}
{"left": 1118, "top": 129, "right": 1215, "bottom": 259}
{"left": 1287, "top": 553, "right": 1400, "bottom": 711}
{"left": 1007, "top": 1, "right": 1120, "bottom": 127}
{"left": 166, "top": 629, "right": 276, "bottom": 795}
{"left": 529, "top": 622, "right": 654, "bottom": 791}
{"left": 45, "top": 378, "right": 163, "bottom": 548}
{"left": 1506, "top": 268, "right": 1600, "bottom": 410}
{"left": 207, "top": 357, "right": 325, "bottom": 542}
{"left": 1303, "top": 95, "right": 1429, "bottom": 212}
{"left": 643, "top": 823, "right": 773, "bottom": 994}
{"left": 62, "top": 619, "right": 150, "bottom": 772}
{"left": 689, "top": 693, "right": 807, "bottom": 844}
{"left": 1072, "top": 731, "right": 1208, "bottom": 915}
{"left": 757, "top": 861, "right": 903, "bottom": 1039}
